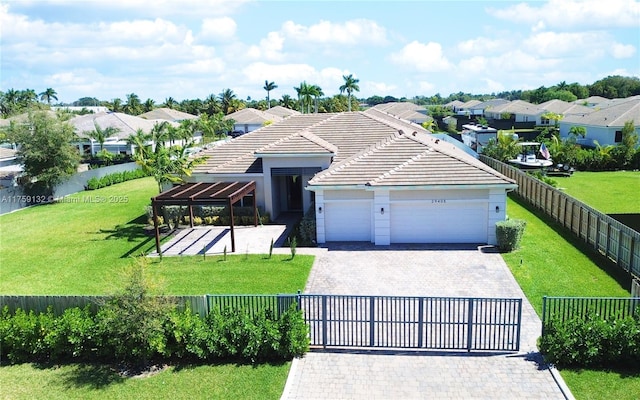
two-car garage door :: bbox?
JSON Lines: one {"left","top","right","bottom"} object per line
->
{"left": 390, "top": 202, "right": 488, "bottom": 243}
{"left": 323, "top": 199, "right": 488, "bottom": 244}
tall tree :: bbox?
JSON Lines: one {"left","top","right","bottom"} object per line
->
{"left": 126, "top": 128, "right": 152, "bottom": 158}
{"left": 124, "top": 93, "right": 142, "bottom": 115}
{"left": 263, "top": 80, "right": 278, "bottom": 109}
{"left": 85, "top": 122, "right": 120, "bottom": 154}
{"left": 219, "top": 88, "right": 237, "bottom": 115}
{"left": 38, "top": 88, "right": 58, "bottom": 105}
{"left": 143, "top": 98, "right": 155, "bottom": 113}
{"left": 339, "top": 74, "right": 360, "bottom": 112}
{"left": 7, "top": 111, "right": 81, "bottom": 197}
{"left": 163, "top": 97, "right": 177, "bottom": 109}
{"left": 280, "top": 94, "right": 294, "bottom": 109}
{"left": 310, "top": 84, "right": 324, "bottom": 113}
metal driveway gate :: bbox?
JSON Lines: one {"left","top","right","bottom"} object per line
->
{"left": 298, "top": 295, "right": 522, "bottom": 352}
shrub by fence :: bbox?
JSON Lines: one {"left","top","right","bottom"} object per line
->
{"left": 0, "top": 294, "right": 309, "bottom": 365}
{"left": 85, "top": 169, "right": 150, "bottom": 190}
{"left": 480, "top": 155, "right": 640, "bottom": 279}
{"left": 539, "top": 296, "right": 640, "bottom": 367}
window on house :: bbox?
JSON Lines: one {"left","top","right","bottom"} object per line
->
{"left": 615, "top": 130, "right": 622, "bottom": 143}
{"left": 541, "top": 117, "right": 549, "bottom": 125}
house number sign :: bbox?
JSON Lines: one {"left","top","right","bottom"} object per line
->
{"left": 431, "top": 199, "right": 447, "bottom": 203}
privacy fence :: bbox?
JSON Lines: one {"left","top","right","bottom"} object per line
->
{"left": 480, "top": 155, "right": 640, "bottom": 280}
{"left": 1, "top": 294, "right": 523, "bottom": 352}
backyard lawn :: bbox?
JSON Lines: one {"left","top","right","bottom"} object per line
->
{"left": 503, "top": 195, "right": 638, "bottom": 400}
{"left": 555, "top": 170, "right": 640, "bottom": 213}
{"left": 0, "top": 177, "right": 314, "bottom": 399}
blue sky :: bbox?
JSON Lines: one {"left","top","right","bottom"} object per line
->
{"left": 1, "top": 0, "right": 639, "bottom": 104}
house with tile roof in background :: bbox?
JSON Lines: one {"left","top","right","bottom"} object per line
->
{"left": 224, "top": 107, "right": 300, "bottom": 136}
{"left": 190, "top": 109, "right": 516, "bottom": 246}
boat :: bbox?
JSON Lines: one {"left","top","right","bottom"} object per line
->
{"left": 508, "top": 142, "right": 553, "bottom": 170}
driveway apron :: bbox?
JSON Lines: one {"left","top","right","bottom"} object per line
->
{"left": 281, "top": 244, "right": 572, "bottom": 399}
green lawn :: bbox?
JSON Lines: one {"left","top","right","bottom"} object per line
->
{"left": 503, "top": 196, "right": 636, "bottom": 400}
{"left": 555, "top": 170, "right": 640, "bottom": 213}
{"left": 0, "top": 177, "right": 312, "bottom": 295}
{"left": 0, "top": 177, "right": 313, "bottom": 399}
{"left": 0, "top": 362, "right": 290, "bottom": 400}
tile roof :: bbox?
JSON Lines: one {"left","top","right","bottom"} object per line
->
{"left": 538, "top": 99, "right": 593, "bottom": 116}
{"left": 224, "top": 108, "right": 284, "bottom": 125}
{"left": 459, "top": 100, "right": 482, "bottom": 108}
{"left": 138, "top": 108, "right": 198, "bottom": 121}
{"left": 70, "top": 112, "right": 177, "bottom": 140}
{"left": 486, "top": 100, "right": 544, "bottom": 116}
{"left": 444, "top": 100, "right": 465, "bottom": 108}
{"left": 194, "top": 111, "right": 514, "bottom": 188}
{"left": 263, "top": 106, "right": 300, "bottom": 118}
{"left": 562, "top": 98, "right": 640, "bottom": 127}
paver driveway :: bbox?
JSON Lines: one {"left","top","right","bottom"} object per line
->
{"left": 281, "top": 244, "right": 572, "bottom": 399}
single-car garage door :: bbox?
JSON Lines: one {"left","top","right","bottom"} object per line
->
{"left": 390, "top": 202, "right": 488, "bottom": 243}
{"left": 324, "top": 201, "right": 372, "bottom": 242}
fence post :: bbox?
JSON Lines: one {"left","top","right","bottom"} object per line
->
{"left": 369, "top": 296, "right": 375, "bottom": 347}
{"left": 296, "top": 290, "right": 301, "bottom": 311}
{"left": 417, "top": 297, "right": 424, "bottom": 348}
{"left": 541, "top": 296, "right": 547, "bottom": 337}
{"left": 466, "top": 298, "right": 474, "bottom": 352}
{"left": 322, "top": 295, "right": 327, "bottom": 349}
{"left": 515, "top": 299, "right": 522, "bottom": 352}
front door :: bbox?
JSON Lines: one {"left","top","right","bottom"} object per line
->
{"left": 286, "top": 175, "right": 303, "bottom": 211}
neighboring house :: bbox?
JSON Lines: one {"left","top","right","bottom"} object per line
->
{"left": 69, "top": 112, "right": 179, "bottom": 156}
{"left": 261, "top": 106, "right": 300, "bottom": 119}
{"left": 370, "top": 102, "right": 431, "bottom": 125}
{"left": 559, "top": 98, "right": 640, "bottom": 147}
{"left": 0, "top": 146, "right": 21, "bottom": 187}
{"left": 538, "top": 99, "right": 593, "bottom": 125}
{"left": 224, "top": 108, "right": 285, "bottom": 135}
{"left": 470, "top": 99, "right": 511, "bottom": 116}
{"left": 573, "top": 96, "right": 609, "bottom": 108}
{"left": 455, "top": 100, "right": 483, "bottom": 116}
{"left": 138, "top": 108, "right": 199, "bottom": 122}
{"left": 190, "top": 110, "right": 516, "bottom": 246}
{"left": 444, "top": 100, "right": 465, "bottom": 113}
{"left": 51, "top": 106, "right": 109, "bottom": 113}
{"left": 484, "top": 100, "right": 545, "bottom": 125}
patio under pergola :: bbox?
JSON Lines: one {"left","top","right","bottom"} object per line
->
{"left": 150, "top": 181, "right": 257, "bottom": 255}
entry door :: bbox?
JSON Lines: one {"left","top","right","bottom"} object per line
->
{"left": 286, "top": 175, "right": 303, "bottom": 211}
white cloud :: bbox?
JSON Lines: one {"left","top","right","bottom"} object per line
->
{"left": 417, "top": 81, "right": 435, "bottom": 93}
{"left": 389, "top": 41, "right": 453, "bottom": 72}
{"left": 242, "top": 63, "right": 318, "bottom": 85}
{"left": 611, "top": 43, "right": 636, "bottom": 58}
{"left": 489, "top": 0, "right": 640, "bottom": 29}
{"left": 199, "top": 17, "right": 237, "bottom": 41}
{"left": 281, "top": 19, "right": 388, "bottom": 46}
{"left": 247, "top": 32, "right": 285, "bottom": 61}
{"left": 366, "top": 81, "right": 398, "bottom": 95}
{"left": 524, "top": 31, "right": 612, "bottom": 58}
{"left": 457, "top": 37, "right": 506, "bottom": 55}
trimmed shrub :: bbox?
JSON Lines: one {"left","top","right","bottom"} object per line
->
{"left": 495, "top": 219, "right": 526, "bottom": 252}
{"left": 539, "top": 312, "right": 640, "bottom": 368}
{"left": 85, "top": 169, "right": 149, "bottom": 190}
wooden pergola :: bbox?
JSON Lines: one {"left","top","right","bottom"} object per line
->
{"left": 150, "top": 181, "right": 257, "bottom": 255}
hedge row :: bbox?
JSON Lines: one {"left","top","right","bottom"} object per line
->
{"left": 539, "top": 312, "right": 640, "bottom": 368}
{"left": 86, "top": 169, "right": 149, "bottom": 190}
{"left": 0, "top": 304, "right": 309, "bottom": 365}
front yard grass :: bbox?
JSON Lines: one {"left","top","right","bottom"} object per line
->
{"left": 0, "top": 362, "right": 290, "bottom": 400}
{"left": 0, "top": 177, "right": 313, "bottom": 399}
{"left": 0, "top": 177, "right": 312, "bottom": 295}
{"left": 503, "top": 195, "right": 637, "bottom": 400}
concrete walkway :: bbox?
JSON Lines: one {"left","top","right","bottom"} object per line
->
{"left": 282, "top": 244, "right": 573, "bottom": 399}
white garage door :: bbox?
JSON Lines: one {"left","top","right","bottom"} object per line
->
{"left": 324, "top": 201, "right": 372, "bottom": 242}
{"left": 391, "top": 202, "right": 488, "bottom": 243}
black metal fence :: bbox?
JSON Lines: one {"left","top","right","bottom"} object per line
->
{"left": 1, "top": 294, "right": 523, "bottom": 352}
{"left": 541, "top": 296, "right": 640, "bottom": 335}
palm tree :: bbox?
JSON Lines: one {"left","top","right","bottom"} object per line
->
{"left": 296, "top": 81, "right": 314, "bottom": 113}
{"left": 164, "top": 97, "right": 177, "bottom": 109}
{"left": 310, "top": 84, "right": 324, "bottom": 113}
{"left": 109, "top": 98, "right": 123, "bottom": 112}
{"left": 124, "top": 93, "right": 142, "bottom": 115}
{"left": 126, "top": 128, "right": 152, "bottom": 158}
{"left": 280, "top": 94, "right": 294, "bottom": 109}
{"left": 86, "top": 122, "right": 120, "bottom": 155}
{"left": 203, "top": 94, "right": 220, "bottom": 115}
{"left": 219, "top": 89, "right": 237, "bottom": 115}
{"left": 39, "top": 88, "right": 58, "bottom": 105}
{"left": 339, "top": 74, "right": 360, "bottom": 112}
{"left": 143, "top": 98, "right": 155, "bottom": 113}
{"left": 293, "top": 84, "right": 303, "bottom": 113}
{"left": 263, "top": 80, "right": 278, "bottom": 109}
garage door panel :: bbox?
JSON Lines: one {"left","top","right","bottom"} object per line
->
{"left": 325, "top": 202, "right": 372, "bottom": 242}
{"left": 391, "top": 203, "right": 487, "bottom": 243}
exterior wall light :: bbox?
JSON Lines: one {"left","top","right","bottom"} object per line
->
{"left": 495, "top": 205, "right": 500, "bottom": 213}
{"left": 381, "top": 207, "right": 385, "bottom": 215}
{"left": 318, "top": 207, "right": 322, "bottom": 214}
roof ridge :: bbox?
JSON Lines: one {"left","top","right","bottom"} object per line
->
{"left": 299, "top": 130, "right": 339, "bottom": 153}
{"left": 364, "top": 108, "right": 428, "bottom": 133}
